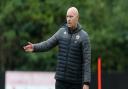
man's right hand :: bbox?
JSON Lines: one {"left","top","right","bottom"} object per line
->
{"left": 23, "top": 42, "right": 34, "bottom": 52}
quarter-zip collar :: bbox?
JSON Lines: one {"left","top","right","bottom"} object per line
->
{"left": 62, "top": 23, "right": 82, "bottom": 34}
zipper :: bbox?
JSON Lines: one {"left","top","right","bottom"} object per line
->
{"left": 64, "top": 33, "right": 73, "bottom": 79}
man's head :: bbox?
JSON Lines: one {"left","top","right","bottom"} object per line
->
{"left": 66, "top": 7, "right": 79, "bottom": 30}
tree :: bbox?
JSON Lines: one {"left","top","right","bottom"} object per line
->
{"left": 0, "top": 0, "right": 128, "bottom": 72}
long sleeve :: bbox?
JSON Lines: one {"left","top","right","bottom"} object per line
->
{"left": 82, "top": 32, "right": 91, "bottom": 83}
{"left": 33, "top": 30, "right": 60, "bottom": 52}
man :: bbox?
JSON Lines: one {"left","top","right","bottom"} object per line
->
{"left": 24, "top": 7, "right": 91, "bottom": 89}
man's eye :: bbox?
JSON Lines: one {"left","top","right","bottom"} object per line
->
{"left": 67, "top": 16, "right": 73, "bottom": 18}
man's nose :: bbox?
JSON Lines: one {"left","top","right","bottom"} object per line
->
{"left": 67, "top": 18, "right": 71, "bottom": 21}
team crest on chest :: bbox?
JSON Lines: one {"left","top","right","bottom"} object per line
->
{"left": 76, "top": 35, "right": 80, "bottom": 40}
{"left": 64, "top": 31, "right": 67, "bottom": 34}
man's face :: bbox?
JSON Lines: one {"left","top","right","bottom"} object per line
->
{"left": 66, "top": 8, "right": 79, "bottom": 29}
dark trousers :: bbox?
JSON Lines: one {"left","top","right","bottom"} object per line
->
{"left": 55, "top": 80, "right": 82, "bottom": 89}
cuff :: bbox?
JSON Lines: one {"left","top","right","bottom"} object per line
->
{"left": 83, "top": 82, "right": 90, "bottom": 86}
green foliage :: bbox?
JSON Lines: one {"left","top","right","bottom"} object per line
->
{"left": 0, "top": 0, "right": 128, "bottom": 72}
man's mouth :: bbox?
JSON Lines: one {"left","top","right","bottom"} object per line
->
{"left": 67, "top": 22, "right": 71, "bottom": 25}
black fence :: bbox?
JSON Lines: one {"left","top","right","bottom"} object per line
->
{"left": 0, "top": 72, "right": 5, "bottom": 89}
{"left": 0, "top": 72, "right": 128, "bottom": 89}
{"left": 90, "top": 72, "right": 128, "bottom": 89}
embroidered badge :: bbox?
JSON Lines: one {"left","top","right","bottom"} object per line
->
{"left": 76, "top": 35, "right": 80, "bottom": 40}
{"left": 64, "top": 31, "right": 66, "bottom": 34}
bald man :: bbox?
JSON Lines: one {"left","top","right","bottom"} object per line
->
{"left": 24, "top": 7, "right": 91, "bottom": 89}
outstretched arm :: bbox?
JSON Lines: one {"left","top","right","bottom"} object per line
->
{"left": 33, "top": 33, "right": 58, "bottom": 52}
{"left": 23, "top": 29, "right": 60, "bottom": 52}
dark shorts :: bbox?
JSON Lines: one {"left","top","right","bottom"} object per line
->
{"left": 55, "top": 80, "right": 82, "bottom": 89}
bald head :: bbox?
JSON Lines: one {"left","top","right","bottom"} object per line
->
{"left": 67, "top": 7, "right": 79, "bottom": 17}
{"left": 66, "top": 7, "right": 79, "bottom": 29}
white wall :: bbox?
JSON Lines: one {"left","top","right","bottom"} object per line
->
{"left": 5, "top": 71, "right": 55, "bottom": 89}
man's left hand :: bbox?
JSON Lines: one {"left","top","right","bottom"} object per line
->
{"left": 83, "top": 84, "right": 89, "bottom": 89}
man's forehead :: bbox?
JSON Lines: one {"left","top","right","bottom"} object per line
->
{"left": 67, "top": 7, "right": 79, "bottom": 16}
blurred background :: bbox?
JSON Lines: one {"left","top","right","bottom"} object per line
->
{"left": 0, "top": 0, "right": 128, "bottom": 89}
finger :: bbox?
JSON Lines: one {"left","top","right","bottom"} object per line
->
{"left": 23, "top": 46, "right": 27, "bottom": 50}
{"left": 25, "top": 48, "right": 33, "bottom": 52}
{"left": 23, "top": 45, "right": 31, "bottom": 50}
{"left": 28, "top": 42, "right": 32, "bottom": 45}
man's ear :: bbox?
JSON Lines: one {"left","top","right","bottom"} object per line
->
{"left": 77, "top": 15, "right": 79, "bottom": 21}
{"left": 78, "top": 15, "right": 79, "bottom": 19}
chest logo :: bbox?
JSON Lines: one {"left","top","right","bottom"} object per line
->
{"left": 76, "top": 35, "right": 80, "bottom": 40}
{"left": 64, "top": 31, "right": 67, "bottom": 35}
